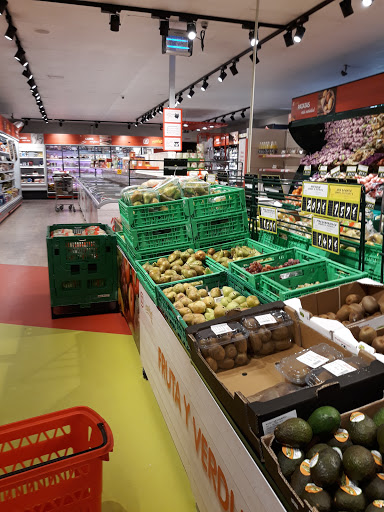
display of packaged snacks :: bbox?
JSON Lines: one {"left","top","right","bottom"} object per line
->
{"left": 195, "top": 321, "right": 250, "bottom": 373}
{"left": 121, "top": 186, "right": 159, "bottom": 206}
{"left": 241, "top": 310, "right": 294, "bottom": 356}
{"left": 154, "top": 178, "right": 182, "bottom": 202}
{"left": 305, "top": 356, "right": 369, "bottom": 386}
{"left": 180, "top": 180, "right": 210, "bottom": 197}
{"left": 276, "top": 343, "right": 344, "bottom": 385}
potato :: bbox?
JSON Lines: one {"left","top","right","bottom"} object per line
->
{"left": 192, "top": 314, "right": 206, "bottom": 325}
{"left": 362, "top": 296, "right": 379, "bottom": 315}
{"left": 235, "top": 353, "right": 248, "bottom": 366}
{"left": 183, "top": 313, "right": 194, "bottom": 326}
{"left": 209, "top": 344, "right": 226, "bottom": 361}
{"left": 336, "top": 305, "right": 351, "bottom": 322}
{"left": 218, "top": 358, "right": 235, "bottom": 370}
{"left": 224, "top": 344, "right": 237, "bottom": 359}
{"left": 190, "top": 301, "right": 207, "bottom": 314}
{"left": 259, "top": 342, "right": 275, "bottom": 355}
{"left": 345, "top": 294, "right": 361, "bottom": 305}
{"left": 275, "top": 339, "right": 292, "bottom": 351}
{"left": 235, "top": 338, "right": 247, "bottom": 353}
{"left": 249, "top": 332, "right": 262, "bottom": 353}
{"left": 179, "top": 307, "right": 192, "bottom": 317}
{"left": 205, "top": 357, "right": 218, "bottom": 373}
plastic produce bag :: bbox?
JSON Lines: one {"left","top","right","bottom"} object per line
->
{"left": 121, "top": 186, "right": 159, "bottom": 206}
{"left": 181, "top": 179, "right": 210, "bottom": 197}
{"left": 154, "top": 178, "right": 182, "bottom": 202}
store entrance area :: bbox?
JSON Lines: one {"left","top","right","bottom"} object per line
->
{"left": 0, "top": 209, "right": 195, "bottom": 512}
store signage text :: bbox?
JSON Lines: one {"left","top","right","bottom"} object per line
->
{"left": 158, "top": 346, "right": 247, "bottom": 512}
{"left": 43, "top": 133, "right": 163, "bottom": 147}
{"left": 312, "top": 216, "right": 340, "bottom": 254}
{"left": 163, "top": 108, "right": 182, "bottom": 152}
{"left": 301, "top": 182, "right": 360, "bottom": 222}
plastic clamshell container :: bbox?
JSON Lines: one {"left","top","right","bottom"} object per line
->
{"left": 154, "top": 178, "right": 183, "bottom": 202}
{"left": 195, "top": 321, "right": 250, "bottom": 373}
{"left": 305, "top": 355, "right": 370, "bottom": 386}
{"left": 241, "top": 309, "right": 294, "bottom": 357}
{"left": 275, "top": 343, "right": 344, "bottom": 386}
{"left": 181, "top": 180, "right": 210, "bottom": 197}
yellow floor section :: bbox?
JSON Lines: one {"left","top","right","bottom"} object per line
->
{"left": 0, "top": 323, "right": 196, "bottom": 512}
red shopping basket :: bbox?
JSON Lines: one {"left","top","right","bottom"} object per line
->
{"left": 0, "top": 407, "right": 113, "bottom": 512}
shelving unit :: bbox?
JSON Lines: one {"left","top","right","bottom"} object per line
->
{"left": 19, "top": 144, "right": 46, "bottom": 191}
{"left": 0, "top": 130, "right": 21, "bottom": 224}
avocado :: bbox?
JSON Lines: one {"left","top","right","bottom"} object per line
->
{"left": 277, "top": 447, "right": 305, "bottom": 478}
{"left": 290, "top": 459, "right": 311, "bottom": 496}
{"left": 311, "top": 447, "right": 342, "bottom": 487}
{"left": 343, "top": 446, "right": 376, "bottom": 482}
{"left": 366, "top": 501, "right": 384, "bottom": 512}
{"left": 363, "top": 474, "right": 384, "bottom": 501}
{"left": 307, "top": 443, "right": 330, "bottom": 460}
{"left": 275, "top": 418, "right": 313, "bottom": 448}
{"left": 308, "top": 406, "right": 341, "bottom": 437}
{"left": 377, "top": 425, "right": 384, "bottom": 453}
{"left": 371, "top": 450, "right": 383, "bottom": 473}
{"left": 374, "top": 409, "right": 384, "bottom": 428}
{"left": 348, "top": 413, "right": 377, "bottom": 449}
{"left": 301, "top": 485, "right": 332, "bottom": 512}
{"left": 334, "top": 487, "right": 366, "bottom": 511}
{"left": 328, "top": 428, "right": 354, "bottom": 453}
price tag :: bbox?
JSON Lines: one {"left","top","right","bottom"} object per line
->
{"left": 255, "top": 314, "right": 277, "bottom": 326}
{"left": 259, "top": 206, "right": 277, "bottom": 234}
{"left": 357, "top": 164, "right": 369, "bottom": 177}
{"left": 379, "top": 166, "right": 384, "bottom": 178}
{"left": 327, "top": 183, "right": 361, "bottom": 222}
{"left": 330, "top": 166, "right": 341, "bottom": 177}
{"left": 323, "top": 360, "right": 357, "bottom": 377}
{"left": 301, "top": 182, "right": 329, "bottom": 216}
{"left": 211, "top": 324, "right": 233, "bottom": 336}
{"left": 207, "top": 174, "right": 216, "bottom": 183}
{"left": 116, "top": 169, "right": 122, "bottom": 175}
{"left": 366, "top": 194, "right": 376, "bottom": 210}
{"left": 312, "top": 216, "right": 340, "bottom": 254}
{"left": 346, "top": 166, "right": 357, "bottom": 178}
{"left": 296, "top": 351, "right": 329, "bottom": 369}
{"left": 319, "top": 166, "right": 328, "bottom": 176}
{"left": 303, "top": 166, "right": 312, "bottom": 176}
{"left": 279, "top": 270, "right": 303, "bottom": 280}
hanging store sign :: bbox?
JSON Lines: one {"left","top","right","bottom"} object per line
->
{"left": 163, "top": 108, "right": 182, "bottom": 152}
{"left": 43, "top": 134, "right": 163, "bottom": 147}
{"left": 259, "top": 206, "right": 277, "bottom": 234}
{"left": 0, "top": 114, "right": 19, "bottom": 139}
{"left": 312, "top": 216, "right": 340, "bottom": 254}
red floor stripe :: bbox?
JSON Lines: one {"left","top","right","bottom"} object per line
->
{"left": 0, "top": 264, "right": 131, "bottom": 335}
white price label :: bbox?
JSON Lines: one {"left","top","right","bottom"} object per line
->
{"left": 261, "top": 410, "right": 297, "bottom": 435}
{"left": 296, "top": 350, "right": 329, "bottom": 369}
{"left": 322, "top": 359, "right": 356, "bottom": 377}
{"left": 211, "top": 323, "right": 233, "bottom": 336}
{"left": 255, "top": 314, "right": 277, "bottom": 326}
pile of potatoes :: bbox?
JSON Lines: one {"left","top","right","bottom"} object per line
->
{"left": 162, "top": 283, "right": 260, "bottom": 326}
{"left": 142, "top": 249, "right": 212, "bottom": 284}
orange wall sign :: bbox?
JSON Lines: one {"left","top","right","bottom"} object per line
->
{"left": 44, "top": 133, "right": 163, "bottom": 147}
{"left": 0, "top": 115, "right": 19, "bottom": 139}
{"left": 19, "top": 133, "right": 32, "bottom": 143}
{"left": 111, "top": 135, "right": 163, "bottom": 147}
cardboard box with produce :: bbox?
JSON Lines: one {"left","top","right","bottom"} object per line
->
{"left": 262, "top": 399, "right": 384, "bottom": 512}
{"left": 186, "top": 302, "right": 384, "bottom": 457}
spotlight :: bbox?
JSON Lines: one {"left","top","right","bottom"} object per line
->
{"left": 135, "top": 120, "right": 138, "bottom": 127}
{"left": 24, "top": 119, "right": 28, "bottom": 126}
{"left": 109, "top": 13, "right": 120, "bottom": 32}
{"left": 196, "top": 128, "right": 200, "bottom": 131}
{"left": 95, "top": 122, "right": 99, "bottom": 128}
{"left": 177, "top": 93, "right": 183, "bottom": 104}
{"left": 22, "top": 68, "right": 33, "bottom": 80}
{"left": 339, "top": 0, "right": 354, "bottom": 17}
{"left": 59, "top": 120, "right": 63, "bottom": 127}
{"left": 362, "top": 0, "right": 373, "bottom": 6}
{"left": 14, "top": 47, "right": 25, "bottom": 61}
{"left": 45, "top": 119, "right": 49, "bottom": 124}
{"left": 158, "top": 105, "right": 163, "bottom": 113}
{"left": 230, "top": 113, "right": 235, "bottom": 121}
{"left": 159, "top": 19, "right": 169, "bottom": 36}
{"left": 341, "top": 64, "right": 349, "bottom": 77}
{"left": 221, "top": 116, "right": 226, "bottom": 123}
{"left": 0, "top": 0, "right": 7, "bottom": 15}
{"left": 249, "top": 30, "right": 257, "bottom": 47}
{"left": 249, "top": 53, "right": 260, "bottom": 64}
{"left": 218, "top": 66, "right": 227, "bottom": 83}
{"left": 201, "top": 78, "right": 209, "bottom": 91}
{"left": 187, "top": 87, "right": 195, "bottom": 98}
{"left": 294, "top": 25, "right": 306, "bottom": 43}
{"left": 19, "top": 54, "right": 28, "bottom": 67}
{"left": 241, "top": 110, "right": 246, "bottom": 118}
{"left": 284, "top": 30, "right": 294, "bottom": 47}
{"left": 5, "top": 23, "right": 16, "bottom": 40}
{"left": 209, "top": 125, "right": 214, "bottom": 128}
{"left": 229, "top": 60, "right": 238, "bottom": 76}
{"left": 128, "top": 123, "right": 131, "bottom": 130}
{"left": 187, "top": 22, "right": 197, "bottom": 40}
{"left": 203, "top": 126, "right": 207, "bottom": 130}
{"left": 28, "top": 79, "right": 37, "bottom": 90}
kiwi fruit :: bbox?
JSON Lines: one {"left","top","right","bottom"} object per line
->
{"left": 259, "top": 327, "right": 272, "bottom": 342}
{"left": 373, "top": 336, "right": 384, "bottom": 354}
{"left": 319, "top": 314, "right": 329, "bottom": 319}
{"left": 259, "top": 341, "right": 275, "bottom": 355}
{"left": 209, "top": 345, "right": 225, "bottom": 361}
{"left": 349, "top": 310, "right": 365, "bottom": 322}
{"left": 327, "top": 312, "right": 337, "bottom": 320}
{"left": 205, "top": 357, "right": 218, "bottom": 372}
{"left": 272, "top": 326, "right": 289, "bottom": 340}
{"left": 359, "top": 326, "right": 377, "bottom": 345}
{"left": 275, "top": 339, "right": 292, "bottom": 351}
{"left": 224, "top": 344, "right": 237, "bottom": 359}
{"left": 336, "top": 305, "right": 351, "bottom": 322}
{"left": 345, "top": 294, "right": 362, "bottom": 305}
{"left": 235, "top": 353, "right": 248, "bottom": 366}
{"left": 218, "top": 358, "right": 235, "bottom": 370}
{"left": 349, "top": 302, "right": 365, "bottom": 315}
{"left": 235, "top": 338, "right": 247, "bottom": 353}
{"left": 362, "top": 296, "right": 380, "bottom": 315}
{"left": 249, "top": 332, "right": 262, "bottom": 353}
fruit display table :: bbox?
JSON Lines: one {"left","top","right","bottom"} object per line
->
{"left": 139, "top": 283, "right": 288, "bottom": 512}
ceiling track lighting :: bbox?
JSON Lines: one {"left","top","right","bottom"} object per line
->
{"left": 249, "top": 53, "right": 260, "bottom": 64}
{"left": 187, "top": 87, "right": 195, "bottom": 98}
{"left": 341, "top": 64, "right": 349, "bottom": 76}
{"left": 230, "top": 113, "right": 235, "bottom": 121}
{"left": 177, "top": 93, "right": 183, "bottom": 104}
{"left": 5, "top": 23, "right": 16, "bottom": 40}
{"left": 362, "top": 0, "right": 373, "bottom": 6}
{"left": 284, "top": 30, "right": 294, "bottom": 47}
{"left": 293, "top": 24, "right": 306, "bottom": 43}
{"left": 59, "top": 120, "right": 63, "bottom": 127}
{"left": 14, "top": 47, "right": 24, "bottom": 61}
{"left": 159, "top": 19, "right": 169, "bottom": 37}
{"left": 201, "top": 78, "right": 209, "bottom": 91}
{"left": 229, "top": 59, "right": 239, "bottom": 76}
{"left": 22, "top": 68, "right": 33, "bottom": 80}
{"left": 27, "top": 78, "right": 36, "bottom": 89}
{"left": 95, "top": 122, "right": 99, "bottom": 128}
{"left": 241, "top": 110, "right": 246, "bottom": 118}
{"left": 339, "top": 0, "right": 354, "bottom": 17}
{"left": 221, "top": 117, "right": 226, "bottom": 123}
{"left": 187, "top": 21, "right": 197, "bottom": 41}
{"left": 127, "top": 123, "right": 131, "bottom": 129}
{"left": 135, "top": 120, "right": 138, "bottom": 127}
{"left": 0, "top": 0, "right": 7, "bottom": 15}
{"left": 109, "top": 12, "right": 120, "bottom": 32}
{"left": 249, "top": 30, "right": 257, "bottom": 47}
{"left": 218, "top": 66, "right": 227, "bottom": 83}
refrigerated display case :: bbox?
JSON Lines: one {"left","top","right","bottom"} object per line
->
{"left": 19, "top": 144, "right": 46, "bottom": 190}
{"left": 46, "top": 145, "right": 79, "bottom": 197}
{"left": 0, "top": 130, "right": 21, "bottom": 223}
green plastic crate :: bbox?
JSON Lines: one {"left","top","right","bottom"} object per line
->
{"left": 116, "top": 231, "right": 127, "bottom": 254}
{"left": 190, "top": 211, "right": 249, "bottom": 247}
{"left": 47, "top": 223, "right": 117, "bottom": 307}
{"left": 286, "top": 230, "right": 311, "bottom": 251}
{"left": 258, "top": 260, "right": 366, "bottom": 301}
{"left": 156, "top": 272, "right": 271, "bottom": 349}
{"left": 136, "top": 251, "right": 219, "bottom": 305}
{"left": 229, "top": 248, "right": 322, "bottom": 289}
{"left": 197, "top": 238, "right": 275, "bottom": 273}
{"left": 122, "top": 216, "right": 193, "bottom": 257}
{"left": 186, "top": 186, "right": 246, "bottom": 219}
{"left": 257, "top": 231, "right": 286, "bottom": 250}
{"left": 119, "top": 197, "right": 189, "bottom": 229}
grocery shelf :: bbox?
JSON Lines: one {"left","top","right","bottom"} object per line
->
{"left": 20, "top": 156, "right": 43, "bottom": 158}
{"left": 0, "top": 195, "right": 22, "bottom": 219}
{"left": 20, "top": 165, "right": 44, "bottom": 169}
{"left": 21, "top": 174, "right": 45, "bottom": 177}
{"left": 258, "top": 154, "right": 303, "bottom": 158}
{"left": 21, "top": 182, "right": 47, "bottom": 188}
{"left": 0, "top": 178, "right": 14, "bottom": 183}
{"left": 0, "top": 151, "right": 10, "bottom": 158}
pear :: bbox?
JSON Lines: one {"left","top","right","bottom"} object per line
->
{"left": 246, "top": 295, "right": 260, "bottom": 307}
{"left": 228, "top": 291, "right": 240, "bottom": 301}
{"left": 210, "top": 287, "right": 222, "bottom": 298}
{"left": 222, "top": 286, "right": 234, "bottom": 297}
{"left": 214, "top": 305, "right": 227, "bottom": 318}
{"left": 227, "top": 301, "right": 240, "bottom": 311}
{"left": 220, "top": 297, "right": 230, "bottom": 307}
{"left": 234, "top": 296, "right": 247, "bottom": 305}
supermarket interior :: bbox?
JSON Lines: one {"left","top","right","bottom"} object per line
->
{"left": 1, "top": 0, "right": 384, "bottom": 511}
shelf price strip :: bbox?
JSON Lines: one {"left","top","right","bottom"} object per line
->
{"left": 312, "top": 216, "right": 340, "bottom": 255}
{"left": 259, "top": 206, "right": 277, "bottom": 234}
{"left": 303, "top": 165, "right": 312, "bottom": 176}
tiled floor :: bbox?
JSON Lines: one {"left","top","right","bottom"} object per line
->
{"left": 0, "top": 201, "right": 196, "bottom": 512}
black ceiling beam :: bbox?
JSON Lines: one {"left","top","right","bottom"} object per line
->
{"left": 206, "top": 106, "right": 250, "bottom": 122}
{"left": 22, "top": 117, "right": 162, "bottom": 125}
{"left": 34, "top": 0, "right": 285, "bottom": 29}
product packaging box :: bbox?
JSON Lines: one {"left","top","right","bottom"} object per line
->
{"left": 261, "top": 397, "right": 384, "bottom": 512}
{"left": 186, "top": 302, "right": 384, "bottom": 457}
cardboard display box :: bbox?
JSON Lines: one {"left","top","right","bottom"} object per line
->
{"left": 334, "top": 323, "right": 384, "bottom": 364}
{"left": 186, "top": 302, "right": 384, "bottom": 457}
{"left": 261, "top": 397, "right": 384, "bottom": 512}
